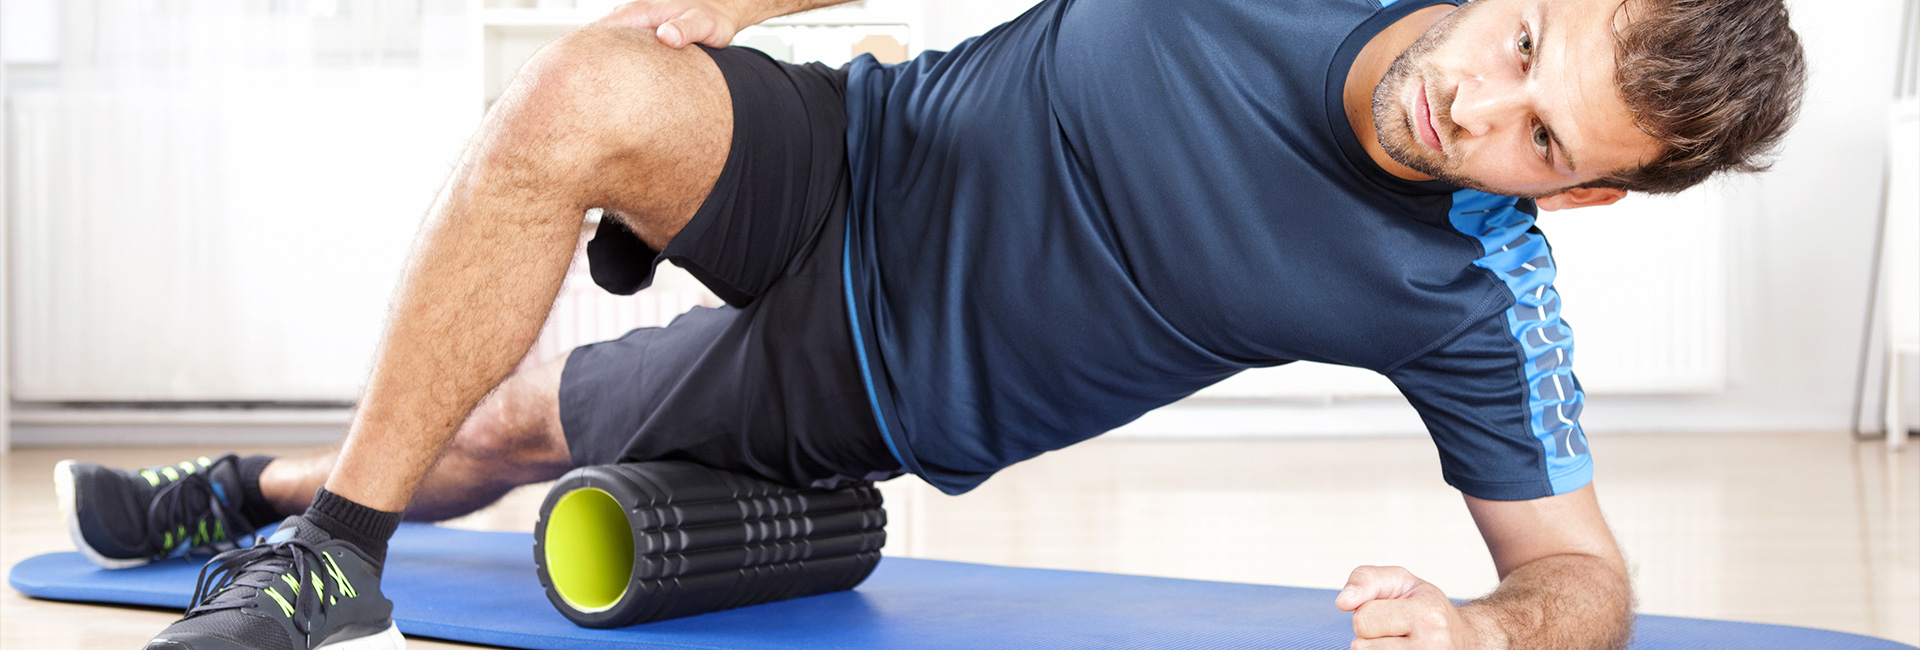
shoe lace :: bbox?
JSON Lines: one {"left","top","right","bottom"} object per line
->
{"left": 186, "top": 538, "right": 341, "bottom": 640}
{"left": 148, "top": 459, "right": 254, "bottom": 556}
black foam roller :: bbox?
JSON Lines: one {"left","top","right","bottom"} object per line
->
{"left": 533, "top": 461, "right": 886, "bottom": 628}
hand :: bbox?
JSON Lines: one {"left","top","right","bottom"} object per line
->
{"left": 594, "top": 0, "right": 756, "bottom": 49}
{"left": 1334, "top": 566, "right": 1490, "bottom": 650}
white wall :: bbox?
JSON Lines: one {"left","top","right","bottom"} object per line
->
{"left": 1550, "top": 0, "right": 1903, "bottom": 435}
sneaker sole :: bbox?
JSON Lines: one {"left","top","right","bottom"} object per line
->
{"left": 319, "top": 623, "right": 406, "bottom": 650}
{"left": 53, "top": 459, "right": 153, "bottom": 570}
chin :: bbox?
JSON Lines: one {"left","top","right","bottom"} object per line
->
{"left": 1377, "top": 122, "right": 1448, "bottom": 179}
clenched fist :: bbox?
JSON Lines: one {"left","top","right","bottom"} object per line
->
{"left": 1335, "top": 566, "right": 1495, "bottom": 650}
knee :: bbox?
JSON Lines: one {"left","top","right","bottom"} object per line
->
{"left": 479, "top": 26, "right": 728, "bottom": 228}
{"left": 494, "top": 27, "right": 717, "bottom": 155}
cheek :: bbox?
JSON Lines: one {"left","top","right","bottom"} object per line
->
{"left": 1460, "top": 143, "right": 1559, "bottom": 191}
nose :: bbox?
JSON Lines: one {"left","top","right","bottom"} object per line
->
{"left": 1450, "top": 77, "right": 1527, "bottom": 138}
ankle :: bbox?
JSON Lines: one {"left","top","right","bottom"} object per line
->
{"left": 234, "top": 455, "right": 284, "bottom": 529}
{"left": 302, "top": 486, "right": 403, "bottom": 566}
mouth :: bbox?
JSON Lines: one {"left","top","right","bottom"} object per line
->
{"left": 1413, "top": 79, "right": 1444, "bottom": 153}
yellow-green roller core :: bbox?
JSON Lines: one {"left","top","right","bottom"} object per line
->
{"left": 545, "top": 487, "right": 634, "bottom": 613}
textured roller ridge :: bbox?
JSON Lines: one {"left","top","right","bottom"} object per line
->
{"left": 534, "top": 461, "right": 887, "bottom": 628}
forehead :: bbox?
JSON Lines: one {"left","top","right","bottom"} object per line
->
{"left": 1526, "top": 0, "right": 1662, "bottom": 174}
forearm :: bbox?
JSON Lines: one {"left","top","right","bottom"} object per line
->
{"left": 1460, "top": 553, "right": 1634, "bottom": 650}
{"left": 739, "top": 0, "right": 861, "bottom": 23}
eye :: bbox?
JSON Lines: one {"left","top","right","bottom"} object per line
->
{"left": 1517, "top": 26, "right": 1535, "bottom": 69}
{"left": 1531, "top": 120, "right": 1554, "bottom": 159}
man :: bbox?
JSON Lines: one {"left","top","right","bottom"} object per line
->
{"left": 54, "top": 0, "right": 1804, "bottom": 648}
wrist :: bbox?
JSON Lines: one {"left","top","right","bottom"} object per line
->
{"left": 730, "top": 0, "right": 774, "bottom": 28}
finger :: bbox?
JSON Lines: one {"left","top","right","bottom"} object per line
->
{"left": 655, "top": 20, "right": 686, "bottom": 48}
{"left": 1351, "top": 598, "right": 1424, "bottom": 639}
{"left": 1336, "top": 566, "right": 1422, "bottom": 611}
{"left": 661, "top": 11, "right": 735, "bottom": 48}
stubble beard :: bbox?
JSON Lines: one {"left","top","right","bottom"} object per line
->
{"left": 1371, "top": 11, "right": 1472, "bottom": 186}
{"left": 1367, "top": 2, "right": 1560, "bottom": 199}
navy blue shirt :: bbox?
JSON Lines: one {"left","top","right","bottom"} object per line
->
{"left": 841, "top": 0, "right": 1593, "bottom": 500}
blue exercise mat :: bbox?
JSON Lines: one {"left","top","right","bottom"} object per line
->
{"left": 10, "top": 523, "right": 1912, "bottom": 650}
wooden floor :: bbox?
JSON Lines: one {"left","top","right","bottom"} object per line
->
{"left": 3, "top": 431, "right": 1915, "bottom": 648}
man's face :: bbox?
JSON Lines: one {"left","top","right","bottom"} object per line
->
{"left": 1372, "top": 0, "right": 1663, "bottom": 200}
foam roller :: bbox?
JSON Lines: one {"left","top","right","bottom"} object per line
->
{"left": 533, "top": 461, "right": 887, "bottom": 628}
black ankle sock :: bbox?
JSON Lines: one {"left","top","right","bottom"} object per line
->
{"left": 303, "top": 487, "right": 403, "bottom": 566}
{"left": 234, "top": 455, "right": 283, "bottom": 529}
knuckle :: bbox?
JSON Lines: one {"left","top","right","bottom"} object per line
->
{"left": 1420, "top": 609, "right": 1451, "bottom": 631}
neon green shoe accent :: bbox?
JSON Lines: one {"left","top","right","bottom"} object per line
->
{"left": 162, "top": 531, "right": 173, "bottom": 549}
{"left": 544, "top": 487, "right": 634, "bottom": 614}
{"left": 264, "top": 587, "right": 295, "bottom": 618}
{"left": 177, "top": 461, "right": 196, "bottom": 474}
{"left": 309, "top": 572, "right": 324, "bottom": 596}
{"left": 196, "top": 521, "right": 209, "bottom": 545}
{"left": 213, "top": 521, "right": 225, "bottom": 541}
{"left": 322, "top": 554, "right": 357, "bottom": 597}
{"left": 196, "top": 456, "right": 212, "bottom": 467}
{"left": 282, "top": 574, "right": 301, "bottom": 594}
{"left": 141, "top": 470, "right": 161, "bottom": 487}
{"left": 160, "top": 467, "right": 179, "bottom": 482}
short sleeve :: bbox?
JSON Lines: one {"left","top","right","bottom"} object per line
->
{"left": 1388, "top": 309, "right": 1591, "bottom": 500}
{"left": 1386, "top": 206, "right": 1594, "bottom": 501}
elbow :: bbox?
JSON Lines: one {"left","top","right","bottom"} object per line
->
{"left": 1596, "top": 553, "right": 1636, "bottom": 650}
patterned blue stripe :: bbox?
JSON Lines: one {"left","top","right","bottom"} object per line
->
{"left": 843, "top": 216, "right": 907, "bottom": 467}
{"left": 1447, "top": 190, "right": 1592, "bottom": 495}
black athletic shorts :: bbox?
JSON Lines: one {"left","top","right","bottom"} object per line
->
{"left": 558, "top": 45, "right": 903, "bottom": 490}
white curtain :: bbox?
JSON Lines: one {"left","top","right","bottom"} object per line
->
{"left": 9, "top": 0, "right": 476, "bottom": 401}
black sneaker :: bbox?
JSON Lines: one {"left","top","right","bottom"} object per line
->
{"left": 55, "top": 454, "right": 259, "bottom": 569}
{"left": 145, "top": 516, "right": 404, "bottom": 650}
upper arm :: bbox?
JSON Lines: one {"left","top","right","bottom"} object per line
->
{"left": 1464, "top": 484, "right": 1624, "bottom": 580}
{"left": 1387, "top": 307, "right": 1593, "bottom": 501}
{"left": 1390, "top": 193, "right": 1593, "bottom": 501}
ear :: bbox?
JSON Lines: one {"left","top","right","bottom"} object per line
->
{"left": 1535, "top": 187, "right": 1627, "bottom": 211}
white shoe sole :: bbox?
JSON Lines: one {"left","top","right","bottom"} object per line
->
{"left": 53, "top": 459, "right": 152, "bottom": 570}
{"left": 319, "top": 624, "right": 407, "bottom": 650}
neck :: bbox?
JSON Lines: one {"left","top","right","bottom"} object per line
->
{"left": 1343, "top": 5, "right": 1455, "bottom": 182}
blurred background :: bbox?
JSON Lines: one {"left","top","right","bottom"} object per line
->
{"left": 0, "top": 0, "right": 1914, "bottom": 647}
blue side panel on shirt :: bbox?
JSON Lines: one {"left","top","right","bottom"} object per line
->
{"left": 1446, "top": 190, "right": 1593, "bottom": 496}
{"left": 844, "top": 217, "right": 907, "bottom": 468}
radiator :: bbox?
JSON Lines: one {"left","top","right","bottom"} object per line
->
{"left": 5, "top": 86, "right": 712, "bottom": 401}
{"left": 7, "top": 77, "right": 472, "bottom": 402}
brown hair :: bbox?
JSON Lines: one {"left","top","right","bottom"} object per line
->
{"left": 1592, "top": 0, "right": 1808, "bottom": 194}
